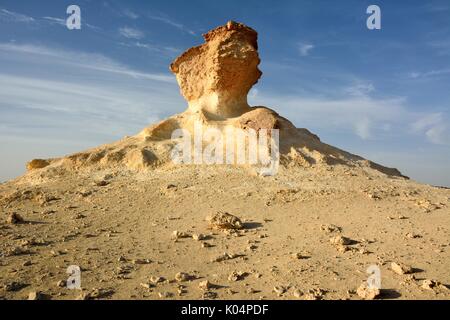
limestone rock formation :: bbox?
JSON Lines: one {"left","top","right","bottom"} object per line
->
{"left": 24, "top": 21, "right": 405, "bottom": 179}
{"left": 170, "top": 21, "right": 261, "bottom": 119}
{"left": 4, "top": 22, "right": 450, "bottom": 302}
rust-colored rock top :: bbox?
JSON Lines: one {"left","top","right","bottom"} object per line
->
{"left": 170, "top": 21, "right": 262, "bottom": 118}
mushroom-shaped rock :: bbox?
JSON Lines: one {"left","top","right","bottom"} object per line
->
{"left": 170, "top": 21, "right": 262, "bottom": 119}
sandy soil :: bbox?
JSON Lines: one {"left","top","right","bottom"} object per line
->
{"left": 1, "top": 164, "right": 449, "bottom": 300}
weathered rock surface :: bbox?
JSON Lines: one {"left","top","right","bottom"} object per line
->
{"left": 21, "top": 21, "right": 404, "bottom": 179}
{"left": 170, "top": 21, "right": 261, "bottom": 118}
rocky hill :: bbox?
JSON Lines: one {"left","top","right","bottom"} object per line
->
{"left": 0, "top": 22, "right": 448, "bottom": 300}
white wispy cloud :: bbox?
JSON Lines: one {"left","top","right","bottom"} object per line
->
{"left": 354, "top": 117, "right": 371, "bottom": 140}
{"left": 411, "top": 113, "right": 449, "bottom": 145}
{"left": 345, "top": 81, "right": 375, "bottom": 97}
{"left": 148, "top": 14, "right": 196, "bottom": 36}
{"left": 119, "top": 26, "right": 145, "bottom": 39}
{"left": 250, "top": 83, "right": 448, "bottom": 144}
{"left": 408, "top": 68, "right": 450, "bottom": 79}
{"left": 0, "top": 43, "right": 174, "bottom": 83}
{"left": 123, "top": 9, "right": 139, "bottom": 20}
{"left": 42, "top": 16, "right": 66, "bottom": 26}
{"left": 43, "top": 16, "right": 101, "bottom": 31}
{"left": 0, "top": 8, "right": 34, "bottom": 23}
{"left": 120, "top": 41, "right": 180, "bottom": 57}
{"left": 0, "top": 42, "right": 184, "bottom": 180}
{"left": 298, "top": 43, "right": 314, "bottom": 56}
{"left": 428, "top": 39, "right": 450, "bottom": 56}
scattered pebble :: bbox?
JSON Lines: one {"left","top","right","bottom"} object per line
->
{"left": 211, "top": 252, "right": 240, "bottom": 263}
{"left": 140, "top": 282, "right": 154, "bottom": 289}
{"left": 228, "top": 271, "right": 247, "bottom": 282}
{"left": 172, "top": 230, "right": 190, "bottom": 240}
{"left": 405, "top": 232, "right": 422, "bottom": 239}
{"left": 198, "top": 280, "right": 212, "bottom": 291}
{"left": 202, "top": 291, "right": 217, "bottom": 300}
{"left": 293, "top": 289, "right": 303, "bottom": 298}
{"left": 207, "top": 211, "right": 243, "bottom": 230}
{"left": 6, "top": 212, "right": 24, "bottom": 224}
{"left": 28, "top": 291, "right": 44, "bottom": 300}
{"left": 291, "top": 252, "right": 309, "bottom": 259}
{"left": 56, "top": 280, "right": 66, "bottom": 288}
{"left": 175, "top": 272, "right": 193, "bottom": 282}
{"left": 22, "top": 260, "right": 32, "bottom": 267}
{"left": 132, "top": 258, "right": 151, "bottom": 265}
{"left": 158, "top": 292, "right": 173, "bottom": 298}
{"left": 273, "top": 286, "right": 287, "bottom": 296}
{"left": 421, "top": 279, "right": 448, "bottom": 292}
{"left": 192, "top": 233, "right": 205, "bottom": 241}
{"left": 150, "top": 276, "right": 165, "bottom": 284}
{"left": 94, "top": 180, "right": 109, "bottom": 187}
{"left": 320, "top": 224, "right": 341, "bottom": 233}
{"left": 356, "top": 283, "right": 380, "bottom": 300}
{"left": 391, "top": 262, "right": 413, "bottom": 275}
{"left": 246, "top": 287, "right": 257, "bottom": 294}
{"left": 330, "top": 235, "right": 352, "bottom": 245}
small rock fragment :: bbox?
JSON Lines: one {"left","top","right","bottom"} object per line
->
{"left": 292, "top": 289, "right": 303, "bottom": 298}
{"left": 391, "top": 262, "right": 413, "bottom": 275}
{"left": 302, "top": 293, "right": 320, "bottom": 300}
{"left": 172, "top": 230, "right": 190, "bottom": 240}
{"left": 150, "top": 276, "right": 165, "bottom": 284}
{"left": 246, "top": 288, "right": 257, "bottom": 294}
{"left": 211, "top": 252, "right": 239, "bottom": 262}
{"left": 421, "top": 279, "right": 448, "bottom": 292}
{"left": 291, "top": 252, "right": 309, "bottom": 259}
{"left": 202, "top": 291, "right": 217, "bottom": 299}
{"left": 28, "top": 291, "right": 44, "bottom": 300}
{"left": 330, "top": 235, "right": 352, "bottom": 245}
{"left": 192, "top": 233, "right": 205, "bottom": 241}
{"left": 132, "top": 258, "right": 151, "bottom": 265}
{"left": 356, "top": 283, "right": 380, "bottom": 300}
{"left": 140, "top": 282, "right": 154, "bottom": 289}
{"left": 94, "top": 180, "right": 109, "bottom": 187}
{"left": 56, "top": 280, "right": 66, "bottom": 288}
{"left": 207, "top": 211, "right": 243, "bottom": 230}
{"left": 273, "top": 286, "right": 286, "bottom": 296}
{"left": 199, "top": 280, "right": 212, "bottom": 291}
{"left": 6, "top": 212, "right": 24, "bottom": 224}
{"left": 22, "top": 260, "right": 32, "bottom": 267}
{"left": 320, "top": 224, "right": 341, "bottom": 233}
{"left": 158, "top": 292, "right": 173, "bottom": 298}
{"left": 175, "top": 272, "right": 193, "bottom": 282}
{"left": 228, "top": 271, "right": 247, "bottom": 282}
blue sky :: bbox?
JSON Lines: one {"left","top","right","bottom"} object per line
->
{"left": 0, "top": 0, "right": 449, "bottom": 186}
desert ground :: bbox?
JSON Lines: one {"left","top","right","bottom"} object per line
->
{"left": 0, "top": 163, "right": 449, "bottom": 300}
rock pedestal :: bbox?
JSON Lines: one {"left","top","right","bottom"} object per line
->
{"left": 170, "top": 21, "right": 262, "bottom": 119}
